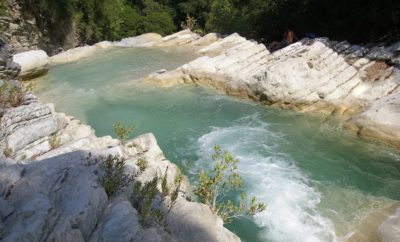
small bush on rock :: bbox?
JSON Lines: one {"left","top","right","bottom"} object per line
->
{"left": 99, "top": 155, "right": 133, "bottom": 197}
{"left": 113, "top": 121, "right": 134, "bottom": 144}
{"left": 131, "top": 166, "right": 183, "bottom": 227}
{"left": 132, "top": 176, "right": 160, "bottom": 227}
{"left": 0, "top": 81, "right": 25, "bottom": 108}
{"left": 194, "top": 145, "right": 266, "bottom": 223}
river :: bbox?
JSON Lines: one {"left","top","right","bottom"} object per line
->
{"left": 34, "top": 46, "right": 400, "bottom": 242}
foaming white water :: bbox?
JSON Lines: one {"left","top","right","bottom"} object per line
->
{"left": 193, "top": 114, "right": 337, "bottom": 242}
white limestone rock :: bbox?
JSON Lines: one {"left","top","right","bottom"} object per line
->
{"left": 155, "top": 29, "right": 201, "bottom": 47}
{"left": 89, "top": 201, "right": 143, "bottom": 242}
{"left": 1, "top": 151, "right": 108, "bottom": 242}
{"left": 166, "top": 198, "right": 241, "bottom": 242}
{"left": 0, "top": 103, "right": 61, "bottom": 156}
{"left": 146, "top": 32, "right": 400, "bottom": 147}
{"left": 50, "top": 45, "right": 97, "bottom": 65}
{"left": 116, "top": 33, "right": 163, "bottom": 47}
{"left": 344, "top": 92, "right": 400, "bottom": 146}
{"left": 12, "top": 50, "right": 50, "bottom": 79}
{"left": 94, "top": 41, "right": 113, "bottom": 49}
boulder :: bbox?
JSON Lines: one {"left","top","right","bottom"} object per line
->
{"left": 12, "top": 50, "right": 50, "bottom": 79}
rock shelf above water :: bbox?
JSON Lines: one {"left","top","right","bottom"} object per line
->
{"left": 144, "top": 30, "right": 400, "bottom": 149}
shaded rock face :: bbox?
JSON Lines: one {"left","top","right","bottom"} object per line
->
{"left": 0, "top": 38, "right": 20, "bottom": 80}
{"left": 144, "top": 30, "right": 400, "bottom": 148}
{"left": 0, "top": 0, "right": 44, "bottom": 53}
{"left": 0, "top": 0, "right": 82, "bottom": 55}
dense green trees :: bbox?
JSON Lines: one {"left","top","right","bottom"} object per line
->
{"left": 14, "top": 0, "right": 400, "bottom": 46}
{"left": 18, "top": 0, "right": 176, "bottom": 44}
{"left": 200, "top": 0, "right": 400, "bottom": 44}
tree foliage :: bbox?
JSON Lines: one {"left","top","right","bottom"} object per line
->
{"left": 194, "top": 145, "right": 266, "bottom": 223}
{"left": 0, "top": 0, "right": 7, "bottom": 16}
{"left": 14, "top": 0, "right": 400, "bottom": 49}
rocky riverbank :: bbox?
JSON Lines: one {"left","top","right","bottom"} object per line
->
{"left": 143, "top": 30, "right": 400, "bottom": 149}
{"left": 28, "top": 29, "right": 400, "bottom": 149}
{"left": 0, "top": 38, "right": 240, "bottom": 241}
{"left": 5, "top": 30, "right": 400, "bottom": 242}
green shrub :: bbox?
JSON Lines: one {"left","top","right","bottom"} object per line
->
{"left": 194, "top": 145, "right": 266, "bottom": 223}
{"left": 131, "top": 176, "right": 160, "bottom": 227}
{"left": 0, "top": 82, "right": 25, "bottom": 108}
{"left": 113, "top": 121, "right": 134, "bottom": 145}
{"left": 170, "top": 169, "right": 183, "bottom": 207}
{"left": 99, "top": 155, "right": 133, "bottom": 197}
{"left": 131, "top": 166, "right": 182, "bottom": 227}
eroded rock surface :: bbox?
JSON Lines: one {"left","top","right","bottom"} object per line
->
{"left": 0, "top": 93, "right": 240, "bottom": 242}
{"left": 145, "top": 31, "right": 400, "bottom": 148}
{"left": 0, "top": 38, "right": 20, "bottom": 80}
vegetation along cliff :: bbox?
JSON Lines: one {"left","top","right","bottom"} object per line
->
{"left": 1, "top": 0, "right": 399, "bottom": 54}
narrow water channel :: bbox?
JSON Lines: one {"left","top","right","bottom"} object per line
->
{"left": 34, "top": 46, "right": 400, "bottom": 242}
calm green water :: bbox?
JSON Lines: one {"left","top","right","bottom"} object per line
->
{"left": 34, "top": 47, "right": 400, "bottom": 242}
